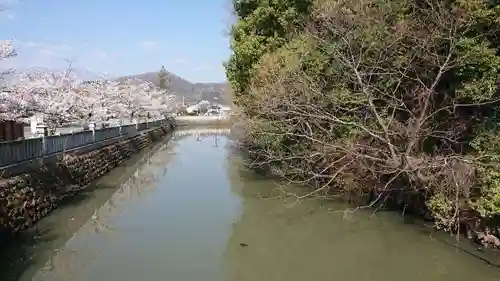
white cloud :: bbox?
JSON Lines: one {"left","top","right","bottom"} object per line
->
{"left": 193, "top": 64, "right": 213, "bottom": 72}
{"left": 110, "top": 51, "right": 123, "bottom": 58}
{"left": 57, "top": 43, "right": 73, "bottom": 51}
{"left": 18, "top": 40, "right": 73, "bottom": 52}
{"left": 0, "top": 0, "right": 19, "bottom": 20}
{"left": 92, "top": 50, "right": 123, "bottom": 59}
{"left": 19, "top": 41, "right": 41, "bottom": 47}
{"left": 92, "top": 50, "right": 107, "bottom": 59}
{"left": 140, "top": 40, "right": 158, "bottom": 50}
{"left": 39, "top": 49, "right": 55, "bottom": 56}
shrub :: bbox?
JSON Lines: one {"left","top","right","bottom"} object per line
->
{"left": 227, "top": 0, "right": 500, "bottom": 232}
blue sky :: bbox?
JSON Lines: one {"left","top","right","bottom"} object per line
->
{"left": 0, "top": 0, "right": 232, "bottom": 82}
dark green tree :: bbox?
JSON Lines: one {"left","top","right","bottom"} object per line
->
{"left": 227, "top": 0, "right": 500, "bottom": 230}
{"left": 158, "top": 65, "right": 169, "bottom": 90}
{"left": 225, "top": 0, "right": 312, "bottom": 105}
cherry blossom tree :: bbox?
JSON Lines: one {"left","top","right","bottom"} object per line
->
{"left": 1, "top": 40, "right": 176, "bottom": 129}
{"left": 90, "top": 78, "right": 176, "bottom": 123}
{"left": 0, "top": 39, "right": 23, "bottom": 121}
{"left": 145, "top": 86, "right": 176, "bottom": 116}
{"left": 0, "top": 40, "right": 16, "bottom": 64}
{"left": 8, "top": 65, "right": 88, "bottom": 128}
{"left": 76, "top": 80, "right": 120, "bottom": 123}
{"left": 0, "top": 6, "right": 166, "bottom": 125}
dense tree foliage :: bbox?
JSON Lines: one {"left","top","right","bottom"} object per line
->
{"left": 225, "top": 0, "right": 311, "bottom": 101}
{"left": 227, "top": 0, "right": 500, "bottom": 241}
{"left": 158, "top": 65, "right": 170, "bottom": 90}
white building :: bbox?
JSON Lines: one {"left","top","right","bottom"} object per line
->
{"left": 219, "top": 105, "right": 232, "bottom": 116}
{"left": 186, "top": 100, "right": 210, "bottom": 115}
{"left": 185, "top": 105, "right": 198, "bottom": 114}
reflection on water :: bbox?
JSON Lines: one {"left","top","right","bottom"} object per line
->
{"left": 0, "top": 136, "right": 177, "bottom": 281}
{"left": 32, "top": 133, "right": 238, "bottom": 281}
{"left": 30, "top": 140, "right": 179, "bottom": 281}
{"left": 20, "top": 130, "right": 500, "bottom": 281}
{"left": 225, "top": 168, "right": 500, "bottom": 281}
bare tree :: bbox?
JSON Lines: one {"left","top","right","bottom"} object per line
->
{"left": 241, "top": 0, "right": 500, "bottom": 237}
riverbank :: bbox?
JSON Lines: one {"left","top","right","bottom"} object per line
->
{"left": 0, "top": 124, "right": 173, "bottom": 246}
{"left": 226, "top": 0, "right": 500, "bottom": 257}
{"left": 0, "top": 132, "right": 175, "bottom": 281}
{"left": 234, "top": 139, "right": 500, "bottom": 269}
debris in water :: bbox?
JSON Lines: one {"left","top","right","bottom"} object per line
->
{"left": 239, "top": 243, "right": 248, "bottom": 248}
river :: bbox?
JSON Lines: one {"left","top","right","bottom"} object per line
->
{"left": 2, "top": 128, "right": 500, "bottom": 281}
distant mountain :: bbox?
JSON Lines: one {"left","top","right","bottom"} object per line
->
{"left": 115, "top": 71, "right": 230, "bottom": 105}
{"left": 1, "top": 67, "right": 231, "bottom": 105}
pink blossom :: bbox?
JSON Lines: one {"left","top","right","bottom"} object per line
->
{"left": 0, "top": 40, "right": 16, "bottom": 60}
{"left": 0, "top": 41, "right": 176, "bottom": 125}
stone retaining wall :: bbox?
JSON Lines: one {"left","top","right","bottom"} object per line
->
{"left": 0, "top": 124, "right": 172, "bottom": 241}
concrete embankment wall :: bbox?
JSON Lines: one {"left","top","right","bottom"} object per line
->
{"left": 0, "top": 123, "right": 174, "bottom": 241}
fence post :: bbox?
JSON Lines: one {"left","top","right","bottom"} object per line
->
{"left": 41, "top": 135, "right": 47, "bottom": 155}
{"left": 30, "top": 116, "right": 37, "bottom": 136}
{"left": 89, "top": 123, "right": 96, "bottom": 142}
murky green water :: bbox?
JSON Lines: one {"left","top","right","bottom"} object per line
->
{"left": 6, "top": 128, "right": 500, "bottom": 281}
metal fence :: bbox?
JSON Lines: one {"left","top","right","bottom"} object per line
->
{"left": 0, "top": 118, "right": 168, "bottom": 167}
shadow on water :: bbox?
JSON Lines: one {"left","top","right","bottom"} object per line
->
{"left": 222, "top": 142, "right": 500, "bottom": 281}
{"left": 0, "top": 134, "right": 176, "bottom": 281}
{"left": 227, "top": 146, "right": 500, "bottom": 268}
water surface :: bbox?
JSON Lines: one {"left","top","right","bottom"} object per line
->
{"left": 23, "top": 129, "right": 500, "bottom": 281}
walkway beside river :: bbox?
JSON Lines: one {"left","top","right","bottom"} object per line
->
{"left": 2, "top": 127, "right": 500, "bottom": 281}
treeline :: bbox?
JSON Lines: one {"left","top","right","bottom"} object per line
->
{"left": 225, "top": 0, "right": 500, "bottom": 241}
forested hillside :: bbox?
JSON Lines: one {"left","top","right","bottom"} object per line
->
{"left": 116, "top": 71, "right": 230, "bottom": 104}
